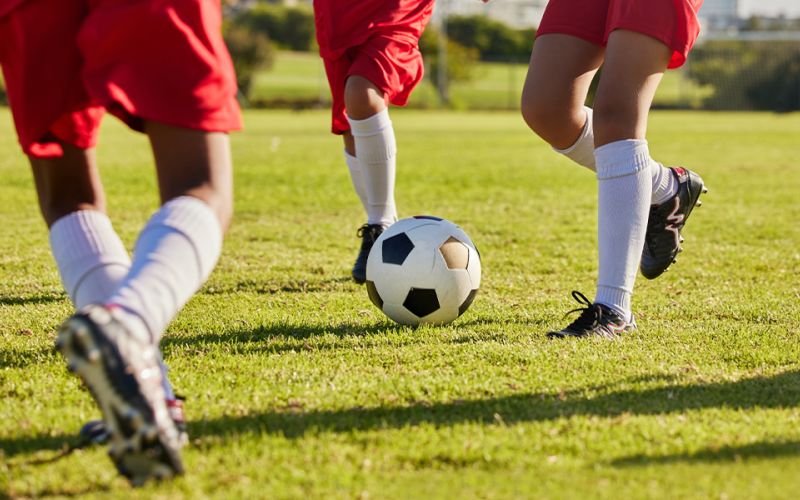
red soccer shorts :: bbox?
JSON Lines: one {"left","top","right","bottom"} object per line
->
{"left": 0, "top": 0, "right": 241, "bottom": 159}
{"left": 537, "top": 0, "right": 704, "bottom": 69}
{"left": 314, "top": 0, "right": 433, "bottom": 134}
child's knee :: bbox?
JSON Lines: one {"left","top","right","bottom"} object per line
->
{"left": 521, "top": 95, "right": 585, "bottom": 149}
{"left": 344, "top": 76, "right": 386, "bottom": 119}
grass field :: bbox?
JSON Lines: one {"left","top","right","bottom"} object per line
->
{"left": 250, "top": 51, "right": 711, "bottom": 110}
{"left": 2, "top": 108, "right": 800, "bottom": 499}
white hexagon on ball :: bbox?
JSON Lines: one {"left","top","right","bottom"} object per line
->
{"left": 365, "top": 216, "right": 481, "bottom": 326}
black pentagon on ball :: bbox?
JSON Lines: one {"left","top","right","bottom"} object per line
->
{"left": 382, "top": 232, "right": 415, "bottom": 265}
{"left": 365, "top": 280, "right": 383, "bottom": 309}
{"left": 413, "top": 215, "right": 443, "bottom": 221}
{"left": 403, "top": 288, "right": 440, "bottom": 318}
{"left": 458, "top": 289, "right": 479, "bottom": 316}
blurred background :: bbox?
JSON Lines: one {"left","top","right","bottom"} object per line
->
{"left": 3, "top": 0, "right": 799, "bottom": 112}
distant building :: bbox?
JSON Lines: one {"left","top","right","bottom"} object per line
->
{"left": 699, "top": 0, "right": 740, "bottom": 30}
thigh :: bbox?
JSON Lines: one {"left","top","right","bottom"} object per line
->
{"left": 523, "top": 34, "right": 604, "bottom": 111}
{"left": 521, "top": 34, "right": 604, "bottom": 147}
{"left": 593, "top": 29, "right": 672, "bottom": 145}
{"left": 145, "top": 122, "right": 233, "bottom": 228}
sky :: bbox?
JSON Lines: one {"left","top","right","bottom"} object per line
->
{"left": 739, "top": 0, "right": 800, "bottom": 17}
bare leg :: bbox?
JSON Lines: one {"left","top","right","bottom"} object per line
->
{"left": 521, "top": 34, "right": 604, "bottom": 149}
{"left": 593, "top": 30, "right": 671, "bottom": 146}
{"left": 29, "top": 144, "right": 105, "bottom": 227}
{"left": 145, "top": 122, "right": 233, "bottom": 230}
{"left": 344, "top": 75, "right": 387, "bottom": 120}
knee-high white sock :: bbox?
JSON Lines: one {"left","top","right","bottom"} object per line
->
{"left": 594, "top": 139, "right": 653, "bottom": 320}
{"left": 554, "top": 106, "right": 596, "bottom": 171}
{"left": 347, "top": 109, "right": 397, "bottom": 227}
{"left": 344, "top": 150, "right": 369, "bottom": 213}
{"left": 49, "top": 210, "right": 176, "bottom": 398}
{"left": 49, "top": 210, "right": 131, "bottom": 309}
{"left": 650, "top": 160, "right": 679, "bottom": 205}
{"left": 107, "top": 196, "right": 222, "bottom": 344}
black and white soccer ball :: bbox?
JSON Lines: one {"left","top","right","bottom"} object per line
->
{"left": 365, "top": 216, "right": 481, "bottom": 326}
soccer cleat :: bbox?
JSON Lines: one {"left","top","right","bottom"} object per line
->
{"left": 352, "top": 223, "right": 385, "bottom": 284}
{"left": 80, "top": 397, "right": 188, "bottom": 447}
{"left": 641, "top": 167, "right": 707, "bottom": 279}
{"left": 547, "top": 291, "right": 637, "bottom": 339}
{"left": 56, "top": 305, "right": 184, "bottom": 486}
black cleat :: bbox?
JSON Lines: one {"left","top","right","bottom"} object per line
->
{"left": 352, "top": 223, "right": 385, "bottom": 284}
{"left": 56, "top": 305, "right": 184, "bottom": 486}
{"left": 641, "top": 167, "right": 707, "bottom": 280}
{"left": 80, "top": 397, "right": 188, "bottom": 448}
{"left": 547, "top": 291, "right": 636, "bottom": 339}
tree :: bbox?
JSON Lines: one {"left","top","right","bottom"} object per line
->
{"left": 419, "top": 27, "right": 481, "bottom": 104}
{"left": 223, "top": 24, "right": 275, "bottom": 101}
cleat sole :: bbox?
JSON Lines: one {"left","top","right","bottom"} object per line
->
{"left": 56, "top": 313, "right": 183, "bottom": 485}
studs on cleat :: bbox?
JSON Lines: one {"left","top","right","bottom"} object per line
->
{"left": 695, "top": 200, "right": 702, "bottom": 207}
{"left": 143, "top": 425, "right": 159, "bottom": 441}
{"left": 126, "top": 410, "right": 144, "bottom": 429}
{"left": 702, "top": 187, "right": 708, "bottom": 194}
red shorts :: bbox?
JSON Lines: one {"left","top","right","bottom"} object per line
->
{"left": 314, "top": 0, "right": 433, "bottom": 134}
{"left": 0, "top": 0, "right": 241, "bottom": 158}
{"left": 537, "top": 0, "right": 704, "bottom": 69}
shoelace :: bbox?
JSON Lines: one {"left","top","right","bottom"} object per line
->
{"left": 561, "top": 290, "right": 604, "bottom": 332}
{"left": 356, "top": 224, "right": 381, "bottom": 239}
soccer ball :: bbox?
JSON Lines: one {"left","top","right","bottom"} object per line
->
{"left": 365, "top": 216, "right": 481, "bottom": 326}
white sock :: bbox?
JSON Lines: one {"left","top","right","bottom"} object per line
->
{"left": 49, "top": 210, "right": 176, "bottom": 399}
{"left": 49, "top": 210, "right": 131, "bottom": 308}
{"left": 650, "top": 161, "right": 678, "bottom": 206}
{"left": 347, "top": 109, "right": 397, "bottom": 227}
{"left": 553, "top": 106, "right": 596, "bottom": 171}
{"left": 107, "top": 196, "right": 222, "bottom": 344}
{"left": 344, "top": 150, "right": 369, "bottom": 213}
{"left": 594, "top": 139, "right": 653, "bottom": 320}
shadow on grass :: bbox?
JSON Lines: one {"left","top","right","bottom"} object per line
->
{"left": 0, "top": 345, "right": 57, "bottom": 368}
{"left": 161, "top": 317, "right": 512, "bottom": 356}
{"left": 6, "top": 370, "right": 800, "bottom": 460}
{"left": 0, "top": 293, "right": 65, "bottom": 306}
{"left": 186, "top": 369, "right": 800, "bottom": 441}
{"left": 612, "top": 440, "right": 800, "bottom": 466}
{"left": 202, "top": 276, "right": 354, "bottom": 295}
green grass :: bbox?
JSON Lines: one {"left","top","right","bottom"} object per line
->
{"left": 250, "top": 51, "right": 711, "bottom": 110}
{"left": 2, "top": 108, "right": 800, "bottom": 498}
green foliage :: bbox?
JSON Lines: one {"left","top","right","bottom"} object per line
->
{"left": 223, "top": 23, "right": 275, "bottom": 100}
{"left": 688, "top": 41, "right": 800, "bottom": 111}
{"left": 232, "top": 3, "right": 315, "bottom": 52}
{"left": 446, "top": 15, "right": 533, "bottom": 62}
{"left": 419, "top": 27, "right": 481, "bottom": 104}
{"left": 746, "top": 51, "right": 800, "bottom": 112}
{"left": 2, "top": 109, "right": 800, "bottom": 497}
